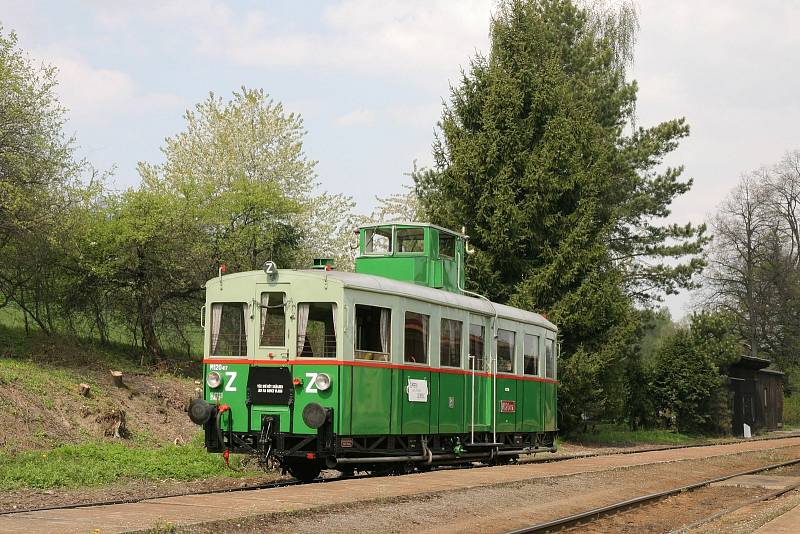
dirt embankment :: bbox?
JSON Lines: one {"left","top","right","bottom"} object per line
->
{"left": 0, "top": 334, "right": 201, "bottom": 453}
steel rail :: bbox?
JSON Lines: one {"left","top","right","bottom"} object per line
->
{"left": 669, "top": 478, "right": 800, "bottom": 533}
{"left": 3, "top": 432, "right": 799, "bottom": 518}
{"left": 504, "top": 456, "right": 800, "bottom": 534}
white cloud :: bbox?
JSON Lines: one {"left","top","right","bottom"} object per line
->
{"left": 102, "top": 0, "right": 493, "bottom": 88}
{"left": 34, "top": 52, "right": 184, "bottom": 125}
{"left": 335, "top": 108, "right": 376, "bottom": 127}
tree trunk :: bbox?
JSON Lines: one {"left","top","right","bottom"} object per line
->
{"left": 140, "top": 301, "right": 165, "bottom": 361}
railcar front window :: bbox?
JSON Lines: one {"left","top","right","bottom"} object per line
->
{"left": 497, "top": 329, "right": 515, "bottom": 373}
{"left": 404, "top": 311, "right": 429, "bottom": 364}
{"left": 210, "top": 302, "right": 248, "bottom": 357}
{"left": 259, "top": 292, "right": 286, "bottom": 346}
{"left": 365, "top": 227, "right": 392, "bottom": 254}
{"left": 469, "top": 323, "right": 485, "bottom": 371}
{"left": 397, "top": 228, "right": 425, "bottom": 253}
{"left": 440, "top": 318, "right": 462, "bottom": 368}
{"left": 545, "top": 338, "right": 556, "bottom": 379}
{"left": 355, "top": 304, "right": 391, "bottom": 361}
{"left": 524, "top": 334, "right": 540, "bottom": 376}
{"left": 297, "top": 302, "right": 337, "bottom": 358}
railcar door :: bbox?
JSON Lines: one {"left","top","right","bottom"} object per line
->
{"left": 401, "top": 311, "right": 432, "bottom": 434}
{"left": 248, "top": 284, "right": 292, "bottom": 434}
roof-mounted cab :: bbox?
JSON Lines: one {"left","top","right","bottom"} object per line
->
{"left": 355, "top": 223, "right": 466, "bottom": 293}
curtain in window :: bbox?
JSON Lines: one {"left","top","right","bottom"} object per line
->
{"left": 260, "top": 293, "right": 270, "bottom": 340}
{"left": 331, "top": 304, "right": 337, "bottom": 337}
{"left": 211, "top": 303, "right": 223, "bottom": 354}
{"left": 379, "top": 308, "right": 389, "bottom": 353}
{"left": 297, "top": 303, "right": 310, "bottom": 353}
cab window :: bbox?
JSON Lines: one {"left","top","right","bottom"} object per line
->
{"left": 210, "top": 302, "right": 248, "bottom": 357}
{"left": 439, "top": 233, "right": 455, "bottom": 258}
{"left": 524, "top": 334, "right": 540, "bottom": 376}
{"left": 365, "top": 227, "right": 392, "bottom": 254}
{"left": 297, "top": 302, "right": 337, "bottom": 358}
{"left": 355, "top": 304, "right": 391, "bottom": 361}
{"left": 404, "top": 311, "right": 429, "bottom": 364}
{"left": 259, "top": 292, "right": 286, "bottom": 346}
{"left": 440, "top": 318, "right": 462, "bottom": 368}
{"left": 397, "top": 228, "right": 425, "bottom": 253}
{"left": 469, "top": 323, "right": 485, "bottom": 371}
{"left": 497, "top": 329, "right": 515, "bottom": 373}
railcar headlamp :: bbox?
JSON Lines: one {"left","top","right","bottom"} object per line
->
{"left": 314, "top": 373, "right": 331, "bottom": 391}
{"left": 206, "top": 371, "right": 222, "bottom": 389}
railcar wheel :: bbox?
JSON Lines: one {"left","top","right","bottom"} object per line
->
{"left": 284, "top": 459, "right": 322, "bottom": 482}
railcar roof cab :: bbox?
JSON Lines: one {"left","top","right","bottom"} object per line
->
{"left": 189, "top": 222, "right": 559, "bottom": 481}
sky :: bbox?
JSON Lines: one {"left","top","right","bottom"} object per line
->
{"left": 2, "top": 0, "right": 799, "bottom": 318}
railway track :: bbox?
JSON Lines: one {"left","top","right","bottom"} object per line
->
{"left": 505, "top": 453, "right": 800, "bottom": 533}
{"left": 2, "top": 432, "right": 799, "bottom": 518}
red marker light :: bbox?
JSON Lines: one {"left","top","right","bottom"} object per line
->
{"left": 293, "top": 377, "right": 302, "bottom": 387}
{"left": 306, "top": 452, "right": 316, "bottom": 460}
{"left": 220, "top": 264, "right": 227, "bottom": 273}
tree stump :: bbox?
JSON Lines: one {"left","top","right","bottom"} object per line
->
{"left": 79, "top": 383, "right": 91, "bottom": 397}
{"left": 110, "top": 371, "right": 124, "bottom": 388}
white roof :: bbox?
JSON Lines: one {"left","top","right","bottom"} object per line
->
{"left": 301, "top": 270, "right": 556, "bottom": 331}
{"left": 358, "top": 221, "right": 467, "bottom": 238}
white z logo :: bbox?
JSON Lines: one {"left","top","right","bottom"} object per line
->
{"left": 305, "top": 372, "right": 318, "bottom": 393}
{"left": 224, "top": 371, "right": 237, "bottom": 392}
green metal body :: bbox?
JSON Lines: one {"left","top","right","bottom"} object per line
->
{"left": 202, "top": 269, "right": 557, "bottom": 439}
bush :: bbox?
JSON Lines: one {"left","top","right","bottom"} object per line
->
{"left": 649, "top": 313, "right": 739, "bottom": 434}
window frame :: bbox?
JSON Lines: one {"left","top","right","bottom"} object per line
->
{"left": 296, "top": 301, "right": 338, "bottom": 359}
{"left": 496, "top": 328, "right": 516, "bottom": 374}
{"left": 403, "top": 310, "right": 430, "bottom": 365}
{"left": 438, "top": 233, "right": 456, "bottom": 259}
{"left": 364, "top": 226, "right": 393, "bottom": 255}
{"left": 258, "top": 291, "right": 287, "bottom": 348}
{"left": 468, "top": 320, "right": 487, "bottom": 372}
{"left": 395, "top": 227, "right": 426, "bottom": 255}
{"left": 523, "top": 333, "right": 541, "bottom": 376}
{"left": 208, "top": 301, "right": 250, "bottom": 358}
{"left": 439, "top": 317, "right": 463, "bottom": 368}
{"left": 354, "top": 303, "right": 392, "bottom": 361}
{"left": 545, "top": 337, "right": 557, "bottom": 379}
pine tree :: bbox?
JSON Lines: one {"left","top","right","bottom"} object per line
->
{"left": 416, "top": 0, "right": 707, "bottom": 428}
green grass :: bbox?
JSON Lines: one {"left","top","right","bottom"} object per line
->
{"left": 567, "top": 424, "right": 696, "bottom": 446}
{"left": 784, "top": 394, "right": 800, "bottom": 426}
{"left": 0, "top": 434, "right": 259, "bottom": 491}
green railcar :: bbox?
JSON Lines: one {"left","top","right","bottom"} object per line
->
{"left": 188, "top": 223, "right": 558, "bottom": 481}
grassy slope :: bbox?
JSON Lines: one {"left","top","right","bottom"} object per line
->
{"left": 0, "top": 311, "right": 259, "bottom": 490}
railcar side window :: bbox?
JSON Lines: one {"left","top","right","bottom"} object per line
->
{"left": 365, "top": 227, "right": 392, "bottom": 254}
{"left": 524, "top": 334, "right": 540, "bottom": 376}
{"left": 297, "top": 302, "right": 337, "bottom": 358}
{"left": 469, "top": 323, "right": 485, "bottom": 371}
{"left": 440, "top": 318, "right": 462, "bottom": 368}
{"left": 397, "top": 228, "right": 425, "bottom": 253}
{"left": 259, "top": 292, "right": 286, "bottom": 346}
{"left": 210, "top": 303, "right": 248, "bottom": 357}
{"left": 404, "top": 311, "right": 429, "bottom": 364}
{"left": 545, "top": 338, "right": 556, "bottom": 379}
{"left": 497, "top": 329, "right": 515, "bottom": 373}
{"left": 355, "top": 304, "right": 391, "bottom": 361}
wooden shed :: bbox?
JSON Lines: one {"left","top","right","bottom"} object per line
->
{"left": 726, "top": 355, "right": 784, "bottom": 436}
